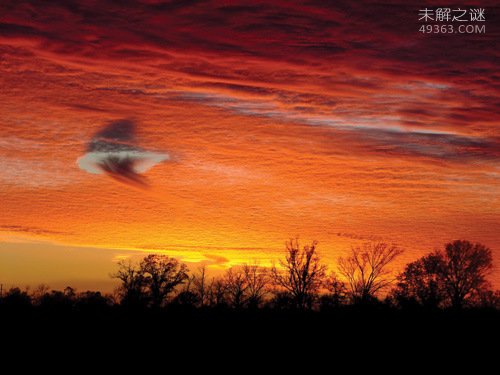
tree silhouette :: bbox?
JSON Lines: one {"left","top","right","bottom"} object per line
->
{"left": 111, "top": 260, "right": 146, "bottom": 308}
{"left": 338, "top": 242, "right": 403, "bottom": 303}
{"left": 170, "top": 290, "right": 200, "bottom": 309}
{"left": 75, "top": 291, "right": 111, "bottom": 312}
{"left": 320, "top": 273, "right": 348, "bottom": 310}
{"left": 224, "top": 267, "right": 249, "bottom": 309}
{"left": 393, "top": 240, "right": 493, "bottom": 309}
{"left": 267, "top": 291, "right": 295, "bottom": 310}
{"left": 218, "top": 264, "right": 270, "bottom": 309}
{"left": 140, "top": 254, "right": 189, "bottom": 308}
{"left": 392, "top": 253, "right": 445, "bottom": 309}
{"left": 112, "top": 255, "right": 189, "bottom": 308}
{"left": 191, "top": 266, "right": 209, "bottom": 307}
{"left": 242, "top": 263, "right": 269, "bottom": 309}
{"left": 1, "top": 238, "right": 496, "bottom": 317}
{"left": 469, "top": 289, "right": 500, "bottom": 309}
{"left": 271, "top": 238, "right": 327, "bottom": 309}
{"left": 207, "top": 277, "right": 228, "bottom": 308}
{"left": 438, "top": 240, "right": 492, "bottom": 309}
{"left": 0, "top": 287, "right": 32, "bottom": 311}
{"left": 31, "top": 284, "right": 50, "bottom": 305}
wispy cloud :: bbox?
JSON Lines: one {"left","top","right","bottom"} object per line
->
{"left": 0, "top": 225, "right": 71, "bottom": 236}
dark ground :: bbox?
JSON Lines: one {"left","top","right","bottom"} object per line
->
{"left": 2, "top": 307, "right": 498, "bottom": 362}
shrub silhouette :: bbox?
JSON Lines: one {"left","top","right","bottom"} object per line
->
{"left": 0, "top": 287, "right": 32, "bottom": 311}
{"left": 320, "top": 273, "right": 348, "bottom": 310}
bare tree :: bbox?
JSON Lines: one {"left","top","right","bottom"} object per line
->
{"left": 242, "top": 263, "right": 269, "bottom": 308}
{"left": 224, "top": 267, "right": 248, "bottom": 309}
{"left": 31, "top": 284, "right": 50, "bottom": 306}
{"left": 139, "top": 254, "right": 189, "bottom": 308}
{"left": 338, "top": 242, "right": 403, "bottom": 303}
{"left": 204, "top": 263, "right": 269, "bottom": 309}
{"left": 191, "top": 266, "right": 209, "bottom": 307}
{"left": 207, "top": 277, "right": 228, "bottom": 307}
{"left": 271, "top": 238, "right": 327, "bottom": 309}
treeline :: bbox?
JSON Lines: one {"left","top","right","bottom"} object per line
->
{"left": 1, "top": 239, "right": 498, "bottom": 313}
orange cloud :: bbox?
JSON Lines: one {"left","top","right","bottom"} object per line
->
{"left": 0, "top": 0, "right": 498, "bottom": 288}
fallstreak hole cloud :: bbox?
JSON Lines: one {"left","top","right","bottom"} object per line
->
{"left": 77, "top": 119, "right": 169, "bottom": 187}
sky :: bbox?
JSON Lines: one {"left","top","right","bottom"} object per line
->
{"left": 0, "top": 0, "right": 499, "bottom": 292}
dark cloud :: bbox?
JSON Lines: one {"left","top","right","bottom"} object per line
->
{"left": 1, "top": 0, "right": 498, "bottom": 68}
{"left": 89, "top": 119, "right": 136, "bottom": 150}
{"left": 77, "top": 119, "right": 169, "bottom": 187}
{"left": 0, "top": 22, "right": 41, "bottom": 37}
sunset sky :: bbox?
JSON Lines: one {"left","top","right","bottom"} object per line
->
{"left": 1, "top": 0, "right": 499, "bottom": 292}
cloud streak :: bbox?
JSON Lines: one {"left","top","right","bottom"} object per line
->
{"left": 0, "top": 225, "right": 70, "bottom": 236}
{"left": 1, "top": 0, "right": 499, "bottom": 167}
